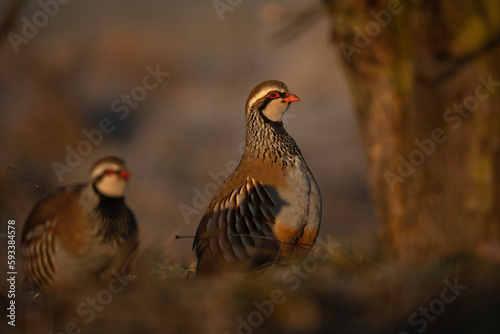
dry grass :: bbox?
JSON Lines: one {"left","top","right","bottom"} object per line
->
{"left": 2, "top": 241, "right": 500, "bottom": 334}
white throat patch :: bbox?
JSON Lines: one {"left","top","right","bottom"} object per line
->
{"left": 96, "top": 174, "right": 128, "bottom": 197}
{"left": 261, "top": 99, "right": 290, "bottom": 122}
{"left": 91, "top": 162, "right": 128, "bottom": 197}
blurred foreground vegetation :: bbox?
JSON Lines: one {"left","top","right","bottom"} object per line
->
{"left": 2, "top": 239, "right": 500, "bottom": 334}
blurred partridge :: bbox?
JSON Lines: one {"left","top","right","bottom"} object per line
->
{"left": 22, "top": 157, "right": 139, "bottom": 292}
{"left": 193, "top": 80, "right": 322, "bottom": 275}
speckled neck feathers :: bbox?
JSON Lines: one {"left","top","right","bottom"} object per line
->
{"left": 94, "top": 192, "right": 135, "bottom": 245}
{"left": 81, "top": 184, "right": 136, "bottom": 246}
{"left": 244, "top": 105, "right": 302, "bottom": 167}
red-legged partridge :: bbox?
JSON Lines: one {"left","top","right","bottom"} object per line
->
{"left": 193, "top": 80, "right": 322, "bottom": 275}
{"left": 22, "top": 157, "right": 139, "bottom": 292}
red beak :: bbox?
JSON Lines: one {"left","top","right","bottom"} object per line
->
{"left": 282, "top": 93, "right": 300, "bottom": 103}
{"left": 119, "top": 169, "right": 132, "bottom": 180}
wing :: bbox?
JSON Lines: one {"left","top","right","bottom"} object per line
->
{"left": 22, "top": 189, "right": 63, "bottom": 292}
{"left": 22, "top": 217, "right": 58, "bottom": 291}
{"left": 193, "top": 177, "right": 280, "bottom": 274}
{"left": 21, "top": 185, "right": 84, "bottom": 291}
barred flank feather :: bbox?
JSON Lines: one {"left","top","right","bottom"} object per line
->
{"left": 23, "top": 219, "right": 57, "bottom": 291}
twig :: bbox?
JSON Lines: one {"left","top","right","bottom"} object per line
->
{"left": 192, "top": 231, "right": 314, "bottom": 251}
{"left": 7, "top": 165, "right": 46, "bottom": 196}
{"left": 175, "top": 235, "right": 195, "bottom": 239}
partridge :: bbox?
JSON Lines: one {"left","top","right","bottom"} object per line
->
{"left": 22, "top": 157, "right": 139, "bottom": 292}
{"left": 193, "top": 80, "right": 322, "bottom": 275}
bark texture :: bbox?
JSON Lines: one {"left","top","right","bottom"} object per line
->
{"left": 324, "top": 0, "right": 500, "bottom": 261}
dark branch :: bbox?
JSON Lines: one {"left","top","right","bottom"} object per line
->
{"left": 429, "top": 32, "right": 500, "bottom": 86}
{"left": 175, "top": 235, "right": 196, "bottom": 239}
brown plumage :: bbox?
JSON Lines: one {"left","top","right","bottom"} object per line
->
{"left": 193, "top": 80, "right": 322, "bottom": 275}
{"left": 21, "top": 157, "right": 138, "bottom": 292}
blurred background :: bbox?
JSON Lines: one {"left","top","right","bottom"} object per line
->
{"left": 0, "top": 0, "right": 376, "bottom": 265}
{"left": 3, "top": 1, "right": 500, "bottom": 333}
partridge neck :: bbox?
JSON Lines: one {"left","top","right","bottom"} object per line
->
{"left": 244, "top": 110, "right": 301, "bottom": 165}
{"left": 89, "top": 184, "right": 134, "bottom": 245}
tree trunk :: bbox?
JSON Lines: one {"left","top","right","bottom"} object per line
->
{"left": 324, "top": 0, "right": 500, "bottom": 262}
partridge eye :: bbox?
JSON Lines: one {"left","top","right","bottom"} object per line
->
{"left": 266, "top": 92, "right": 280, "bottom": 99}
{"left": 103, "top": 169, "right": 119, "bottom": 175}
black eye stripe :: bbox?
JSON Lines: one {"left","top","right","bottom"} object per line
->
{"left": 252, "top": 91, "right": 288, "bottom": 112}
{"left": 102, "top": 170, "right": 121, "bottom": 176}
{"left": 255, "top": 97, "right": 271, "bottom": 111}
